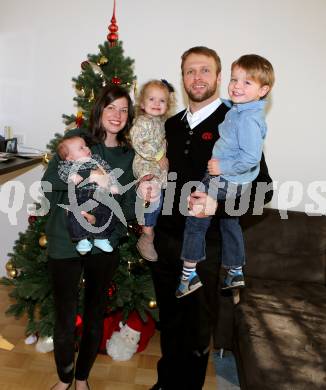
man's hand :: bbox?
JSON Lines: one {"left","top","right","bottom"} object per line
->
{"left": 137, "top": 175, "right": 161, "bottom": 203}
{"left": 188, "top": 191, "right": 218, "bottom": 218}
{"left": 207, "top": 159, "right": 221, "bottom": 176}
{"left": 158, "top": 156, "right": 169, "bottom": 171}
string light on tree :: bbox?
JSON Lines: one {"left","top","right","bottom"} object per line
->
{"left": 148, "top": 300, "right": 157, "bottom": 309}
{"left": 39, "top": 234, "right": 47, "bottom": 248}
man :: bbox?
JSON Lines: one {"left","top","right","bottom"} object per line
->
{"left": 145, "top": 46, "right": 272, "bottom": 390}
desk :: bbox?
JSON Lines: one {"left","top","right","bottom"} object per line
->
{"left": 0, "top": 156, "right": 43, "bottom": 176}
{"left": 0, "top": 156, "right": 45, "bottom": 279}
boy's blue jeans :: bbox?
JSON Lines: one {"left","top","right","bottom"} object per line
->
{"left": 180, "top": 176, "right": 245, "bottom": 269}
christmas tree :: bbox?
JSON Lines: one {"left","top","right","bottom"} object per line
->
{"left": 0, "top": 2, "right": 158, "bottom": 340}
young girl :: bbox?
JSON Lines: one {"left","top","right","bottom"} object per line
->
{"left": 130, "top": 79, "right": 175, "bottom": 261}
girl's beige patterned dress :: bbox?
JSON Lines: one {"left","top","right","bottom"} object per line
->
{"left": 130, "top": 114, "right": 167, "bottom": 188}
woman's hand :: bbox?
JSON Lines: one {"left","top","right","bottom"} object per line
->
{"left": 188, "top": 191, "right": 218, "bottom": 218}
{"left": 81, "top": 211, "right": 96, "bottom": 225}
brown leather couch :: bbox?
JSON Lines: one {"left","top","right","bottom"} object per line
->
{"left": 234, "top": 209, "right": 326, "bottom": 389}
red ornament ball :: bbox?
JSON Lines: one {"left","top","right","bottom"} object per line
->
{"left": 111, "top": 76, "right": 122, "bottom": 85}
{"left": 109, "top": 24, "right": 118, "bottom": 33}
{"left": 81, "top": 61, "right": 90, "bottom": 70}
{"left": 107, "top": 32, "right": 118, "bottom": 42}
{"left": 28, "top": 215, "right": 37, "bottom": 224}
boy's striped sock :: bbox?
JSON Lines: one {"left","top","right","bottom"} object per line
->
{"left": 182, "top": 262, "right": 196, "bottom": 280}
{"left": 228, "top": 266, "right": 243, "bottom": 276}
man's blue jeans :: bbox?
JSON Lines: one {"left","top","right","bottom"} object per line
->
{"left": 180, "top": 176, "right": 245, "bottom": 269}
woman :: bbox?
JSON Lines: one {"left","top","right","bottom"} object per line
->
{"left": 42, "top": 86, "right": 135, "bottom": 390}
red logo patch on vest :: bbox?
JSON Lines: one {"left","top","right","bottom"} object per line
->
{"left": 201, "top": 132, "right": 213, "bottom": 141}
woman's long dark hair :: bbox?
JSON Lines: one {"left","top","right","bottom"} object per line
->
{"left": 89, "top": 85, "right": 134, "bottom": 148}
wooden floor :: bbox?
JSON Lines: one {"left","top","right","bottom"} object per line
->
{"left": 0, "top": 285, "right": 217, "bottom": 389}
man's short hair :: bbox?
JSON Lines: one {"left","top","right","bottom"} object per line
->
{"left": 181, "top": 46, "right": 221, "bottom": 75}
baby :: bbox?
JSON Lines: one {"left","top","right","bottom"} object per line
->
{"left": 57, "top": 135, "right": 118, "bottom": 254}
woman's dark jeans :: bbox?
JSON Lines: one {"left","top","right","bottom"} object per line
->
{"left": 48, "top": 251, "right": 118, "bottom": 383}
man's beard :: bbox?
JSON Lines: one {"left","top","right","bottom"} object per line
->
{"left": 185, "top": 81, "right": 217, "bottom": 103}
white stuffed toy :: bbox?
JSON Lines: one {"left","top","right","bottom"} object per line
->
{"left": 106, "top": 310, "right": 156, "bottom": 361}
{"left": 35, "top": 336, "right": 54, "bottom": 353}
{"left": 106, "top": 321, "right": 141, "bottom": 361}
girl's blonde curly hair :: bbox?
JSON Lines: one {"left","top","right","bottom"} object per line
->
{"left": 135, "top": 79, "right": 176, "bottom": 119}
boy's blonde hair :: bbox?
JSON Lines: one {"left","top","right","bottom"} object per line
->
{"left": 136, "top": 79, "right": 176, "bottom": 118}
{"left": 231, "top": 54, "right": 275, "bottom": 97}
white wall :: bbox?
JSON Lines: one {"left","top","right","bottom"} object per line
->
{"left": 1, "top": 0, "right": 326, "bottom": 273}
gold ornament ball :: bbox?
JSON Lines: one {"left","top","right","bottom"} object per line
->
{"left": 8, "top": 269, "right": 18, "bottom": 279}
{"left": 148, "top": 300, "right": 157, "bottom": 309}
{"left": 39, "top": 235, "right": 47, "bottom": 248}
{"left": 5, "top": 261, "right": 14, "bottom": 271}
{"left": 98, "top": 56, "right": 108, "bottom": 66}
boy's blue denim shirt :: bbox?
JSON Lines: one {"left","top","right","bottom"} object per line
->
{"left": 212, "top": 99, "right": 267, "bottom": 184}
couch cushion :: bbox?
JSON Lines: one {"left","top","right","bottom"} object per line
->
{"left": 241, "top": 209, "right": 326, "bottom": 284}
{"left": 235, "top": 278, "right": 326, "bottom": 389}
